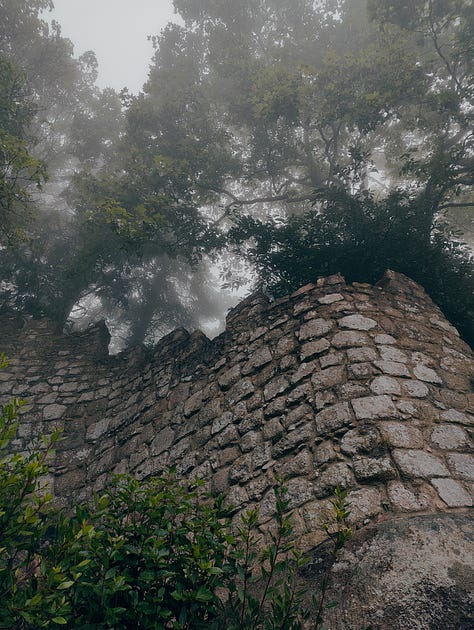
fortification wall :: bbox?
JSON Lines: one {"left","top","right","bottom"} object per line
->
{"left": 1, "top": 270, "right": 473, "bottom": 627}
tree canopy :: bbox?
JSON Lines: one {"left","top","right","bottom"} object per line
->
{"left": 0, "top": 0, "right": 472, "bottom": 347}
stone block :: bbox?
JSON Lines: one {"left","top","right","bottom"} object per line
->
{"left": 430, "top": 425, "right": 469, "bottom": 450}
{"left": 387, "top": 481, "right": 434, "bottom": 512}
{"left": 379, "top": 345, "right": 408, "bottom": 363}
{"left": 263, "top": 417, "right": 284, "bottom": 441}
{"left": 168, "top": 437, "right": 192, "bottom": 461}
{"left": 352, "top": 395, "right": 398, "bottom": 420}
{"left": 86, "top": 418, "right": 110, "bottom": 441}
{"left": 315, "top": 402, "right": 353, "bottom": 434}
{"left": 252, "top": 442, "right": 272, "bottom": 469}
{"left": 340, "top": 426, "right": 380, "bottom": 455}
{"left": 274, "top": 335, "right": 298, "bottom": 358}
{"left": 211, "top": 411, "right": 234, "bottom": 435}
{"left": 240, "top": 430, "right": 263, "bottom": 452}
{"left": 318, "top": 293, "right": 344, "bottom": 304}
{"left": 353, "top": 455, "right": 397, "bottom": 483}
{"left": 286, "top": 383, "right": 313, "bottom": 404}
{"left": 226, "top": 379, "right": 255, "bottom": 405}
{"left": 393, "top": 449, "right": 449, "bottom": 478}
{"left": 280, "top": 355, "right": 297, "bottom": 371}
{"left": 374, "top": 360, "right": 411, "bottom": 377}
{"left": 264, "top": 375, "right": 290, "bottom": 401}
{"left": 218, "top": 365, "right": 241, "bottom": 391}
{"left": 431, "top": 478, "right": 472, "bottom": 507}
{"left": 272, "top": 424, "right": 314, "bottom": 458}
{"left": 375, "top": 334, "right": 396, "bottom": 345}
{"left": 314, "top": 441, "right": 338, "bottom": 465}
{"left": 314, "top": 463, "right": 355, "bottom": 498}
{"left": 331, "top": 331, "right": 370, "bottom": 348}
{"left": 286, "top": 478, "right": 315, "bottom": 508}
{"left": 440, "top": 409, "right": 474, "bottom": 426}
{"left": 301, "top": 338, "right": 331, "bottom": 361}
{"left": 402, "top": 380, "right": 429, "bottom": 398}
{"left": 275, "top": 449, "right": 313, "bottom": 478}
{"left": 43, "top": 404, "right": 67, "bottom": 420}
{"left": 348, "top": 362, "right": 374, "bottom": 380}
{"left": 447, "top": 453, "right": 474, "bottom": 481}
{"left": 299, "top": 318, "right": 334, "bottom": 341}
{"left": 263, "top": 396, "right": 286, "bottom": 418}
{"left": 319, "top": 352, "right": 344, "bottom": 368}
{"left": 370, "top": 375, "right": 401, "bottom": 395}
{"left": 346, "top": 487, "right": 382, "bottom": 526}
{"left": 242, "top": 347, "right": 273, "bottom": 375}
{"left": 285, "top": 403, "right": 313, "bottom": 429}
{"left": 229, "top": 454, "right": 253, "bottom": 483}
{"left": 341, "top": 382, "right": 368, "bottom": 398}
{"left": 150, "top": 426, "right": 175, "bottom": 456}
{"left": 413, "top": 364, "right": 443, "bottom": 384}
{"left": 311, "top": 365, "right": 345, "bottom": 390}
{"left": 226, "top": 485, "right": 249, "bottom": 511}
{"left": 218, "top": 446, "right": 241, "bottom": 467}
{"left": 183, "top": 390, "right": 203, "bottom": 417}
{"left": 290, "top": 359, "right": 318, "bottom": 385}
{"left": 217, "top": 425, "right": 239, "bottom": 448}
{"left": 379, "top": 422, "right": 424, "bottom": 449}
{"left": 347, "top": 347, "right": 377, "bottom": 362}
{"left": 339, "top": 314, "right": 377, "bottom": 331}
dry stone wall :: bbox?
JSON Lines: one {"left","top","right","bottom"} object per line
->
{"left": 2, "top": 270, "right": 474, "bottom": 628}
{"left": 1, "top": 271, "right": 472, "bottom": 536}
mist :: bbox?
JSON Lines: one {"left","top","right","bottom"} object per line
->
{"left": 1, "top": 0, "right": 473, "bottom": 352}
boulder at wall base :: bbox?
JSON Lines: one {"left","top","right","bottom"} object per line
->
{"left": 301, "top": 512, "right": 473, "bottom": 630}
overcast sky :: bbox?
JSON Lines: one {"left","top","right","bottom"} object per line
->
{"left": 48, "top": 0, "right": 180, "bottom": 93}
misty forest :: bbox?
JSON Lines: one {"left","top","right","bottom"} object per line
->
{"left": 1, "top": 0, "right": 473, "bottom": 350}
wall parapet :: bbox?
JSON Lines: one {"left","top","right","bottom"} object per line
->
{"left": 2, "top": 270, "right": 474, "bottom": 627}
{"left": 1, "top": 270, "right": 472, "bottom": 530}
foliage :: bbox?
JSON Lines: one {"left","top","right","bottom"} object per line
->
{"left": 230, "top": 186, "right": 474, "bottom": 347}
{"left": 0, "top": 353, "right": 68, "bottom": 628}
{"left": 0, "top": 0, "right": 472, "bottom": 349}
{"left": 222, "top": 481, "right": 308, "bottom": 630}
{"left": 0, "top": 56, "right": 47, "bottom": 245}
{"left": 315, "top": 488, "right": 353, "bottom": 630}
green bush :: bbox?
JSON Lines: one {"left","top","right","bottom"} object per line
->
{"left": 0, "top": 353, "right": 69, "bottom": 628}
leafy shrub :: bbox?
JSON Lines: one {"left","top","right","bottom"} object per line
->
{"left": 0, "top": 353, "right": 69, "bottom": 628}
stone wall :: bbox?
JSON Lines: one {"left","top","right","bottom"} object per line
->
{"left": 1, "top": 270, "right": 473, "bottom": 628}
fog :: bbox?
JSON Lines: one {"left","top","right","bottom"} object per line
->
{"left": 49, "top": 0, "right": 180, "bottom": 93}
{"left": 1, "top": 0, "right": 473, "bottom": 351}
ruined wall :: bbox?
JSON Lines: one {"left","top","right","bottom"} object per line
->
{"left": 1, "top": 270, "right": 473, "bottom": 628}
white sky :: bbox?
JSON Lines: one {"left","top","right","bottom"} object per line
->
{"left": 48, "top": 0, "right": 180, "bottom": 93}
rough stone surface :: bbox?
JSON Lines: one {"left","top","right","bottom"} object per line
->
{"left": 431, "top": 478, "right": 473, "bottom": 507}
{"left": 304, "top": 514, "right": 474, "bottom": 630}
{"left": 2, "top": 270, "right": 473, "bottom": 629}
{"left": 339, "top": 314, "right": 378, "bottom": 331}
{"left": 352, "top": 395, "right": 398, "bottom": 420}
{"left": 393, "top": 449, "right": 450, "bottom": 478}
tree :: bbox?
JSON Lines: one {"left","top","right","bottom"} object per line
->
{"left": 1, "top": 0, "right": 472, "bottom": 348}
{"left": 0, "top": 56, "right": 47, "bottom": 246}
{"left": 230, "top": 187, "right": 474, "bottom": 345}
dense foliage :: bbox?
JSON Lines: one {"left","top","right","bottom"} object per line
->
{"left": 0, "top": 0, "right": 472, "bottom": 347}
